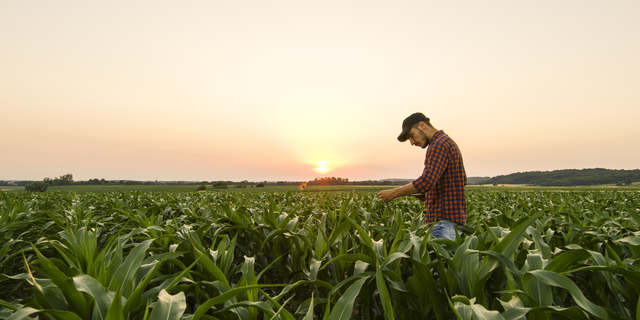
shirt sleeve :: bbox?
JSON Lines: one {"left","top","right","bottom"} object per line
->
{"left": 412, "top": 141, "right": 449, "bottom": 193}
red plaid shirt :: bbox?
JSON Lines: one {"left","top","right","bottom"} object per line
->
{"left": 412, "top": 130, "right": 467, "bottom": 225}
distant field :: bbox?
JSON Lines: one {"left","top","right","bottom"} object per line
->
{"left": 468, "top": 183, "right": 640, "bottom": 192}
{"left": 0, "top": 186, "right": 23, "bottom": 192}
{"left": 1, "top": 184, "right": 391, "bottom": 193}
{"left": 2, "top": 183, "right": 639, "bottom": 193}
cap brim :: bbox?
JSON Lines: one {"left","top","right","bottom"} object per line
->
{"left": 397, "top": 127, "right": 411, "bottom": 142}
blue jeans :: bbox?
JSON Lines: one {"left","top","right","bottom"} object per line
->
{"left": 430, "top": 220, "right": 459, "bottom": 241}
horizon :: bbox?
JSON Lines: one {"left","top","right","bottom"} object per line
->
{"left": 3, "top": 167, "right": 639, "bottom": 183}
{"left": 2, "top": 1, "right": 639, "bottom": 182}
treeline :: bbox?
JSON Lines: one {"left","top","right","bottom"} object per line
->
{"left": 4, "top": 174, "right": 410, "bottom": 190}
{"left": 307, "top": 176, "right": 409, "bottom": 186}
{"left": 0, "top": 181, "right": 33, "bottom": 187}
{"left": 484, "top": 168, "right": 640, "bottom": 186}
{"left": 308, "top": 177, "right": 350, "bottom": 185}
{"left": 4, "top": 174, "right": 409, "bottom": 188}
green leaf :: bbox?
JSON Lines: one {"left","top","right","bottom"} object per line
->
{"left": 527, "top": 306, "right": 590, "bottom": 320}
{"left": 108, "top": 239, "right": 153, "bottom": 297}
{"left": 345, "top": 216, "right": 374, "bottom": 250}
{"left": 148, "top": 289, "right": 186, "bottom": 320}
{"left": 191, "top": 284, "right": 284, "bottom": 320}
{"left": 409, "top": 258, "right": 449, "bottom": 320}
{"left": 375, "top": 261, "right": 394, "bottom": 320}
{"left": 616, "top": 236, "right": 640, "bottom": 246}
{"left": 452, "top": 296, "right": 505, "bottom": 320}
{"left": 497, "top": 296, "right": 528, "bottom": 320}
{"left": 165, "top": 258, "right": 199, "bottom": 293}
{"left": 105, "top": 288, "right": 124, "bottom": 320}
{"left": 380, "top": 252, "right": 409, "bottom": 270}
{"left": 192, "top": 242, "right": 230, "bottom": 287}
{"left": 261, "top": 291, "right": 296, "bottom": 320}
{"left": 495, "top": 212, "right": 544, "bottom": 256}
{"left": 122, "top": 259, "right": 164, "bottom": 316}
{"left": 35, "top": 309, "right": 85, "bottom": 320}
{"left": 216, "top": 301, "right": 276, "bottom": 317}
{"left": 327, "top": 220, "right": 352, "bottom": 246}
{"left": 6, "top": 307, "right": 40, "bottom": 320}
{"left": 22, "top": 252, "right": 53, "bottom": 310}
{"left": 303, "top": 293, "right": 315, "bottom": 320}
{"left": 328, "top": 277, "right": 367, "bottom": 320}
{"left": 544, "top": 248, "right": 590, "bottom": 273}
{"left": 525, "top": 270, "right": 609, "bottom": 319}
{"left": 73, "top": 274, "right": 111, "bottom": 320}
{"left": 32, "top": 246, "right": 91, "bottom": 319}
{"left": 320, "top": 253, "right": 376, "bottom": 271}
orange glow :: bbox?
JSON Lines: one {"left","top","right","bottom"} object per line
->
{"left": 315, "top": 161, "right": 330, "bottom": 174}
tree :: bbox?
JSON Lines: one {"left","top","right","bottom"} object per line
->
{"left": 25, "top": 181, "right": 49, "bottom": 192}
{"left": 213, "top": 182, "right": 228, "bottom": 189}
{"left": 46, "top": 174, "right": 74, "bottom": 186}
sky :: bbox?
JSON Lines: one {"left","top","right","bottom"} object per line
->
{"left": 2, "top": 1, "right": 639, "bottom": 182}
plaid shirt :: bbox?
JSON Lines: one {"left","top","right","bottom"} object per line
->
{"left": 412, "top": 130, "right": 467, "bottom": 225}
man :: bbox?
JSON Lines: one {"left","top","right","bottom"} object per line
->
{"left": 378, "top": 112, "right": 467, "bottom": 241}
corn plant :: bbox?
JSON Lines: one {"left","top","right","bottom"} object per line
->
{"left": 1, "top": 189, "right": 640, "bottom": 319}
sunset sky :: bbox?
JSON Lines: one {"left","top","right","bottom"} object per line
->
{"left": 2, "top": 1, "right": 639, "bottom": 182}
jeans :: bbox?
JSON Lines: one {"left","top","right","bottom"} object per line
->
{"left": 430, "top": 220, "right": 459, "bottom": 241}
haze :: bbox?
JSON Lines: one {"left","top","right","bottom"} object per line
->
{"left": 2, "top": 1, "right": 638, "bottom": 182}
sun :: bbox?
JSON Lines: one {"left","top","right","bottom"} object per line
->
{"left": 315, "top": 161, "right": 330, "bottom": 174}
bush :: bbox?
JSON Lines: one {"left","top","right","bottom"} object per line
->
{"left": 24, "top": 181, "right": 49, "bottom": 192}
{"left": 196, "top": 185, "right": 207, "bottom": 191}
{"left": 213, "top": 182, "right": 228, "bottom": 189}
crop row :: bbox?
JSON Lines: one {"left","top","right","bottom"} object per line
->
{"left": 1, "top": 190, "right": 640, "bottom": 319}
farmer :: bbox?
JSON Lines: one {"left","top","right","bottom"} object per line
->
{"left": 378, "top": 112, "right": 467, "bottom": 241}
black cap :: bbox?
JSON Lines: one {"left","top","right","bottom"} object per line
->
{"left": 397, "top": 112, "right": 429, "bottom": 142}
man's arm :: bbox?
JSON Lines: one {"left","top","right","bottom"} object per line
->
{"left": 378, "top": 183, "right": 419, "bottom": 202}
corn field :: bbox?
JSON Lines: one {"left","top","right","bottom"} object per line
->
{"left": 1, "top": 189, "right": 640, "bottom": 320}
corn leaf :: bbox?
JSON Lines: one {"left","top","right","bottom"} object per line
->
{"left": 328, "top": 277, "right": 367, "bottom": 320}
{"left": 6, "top": 307, "right": 39, "bottom": 320}
{"left": 108, "top": 239, "right": 153, "bottom": 297}
{"left": 191, "top": 284, "right": 283, "bottom": 320}
{"left": 73, "top": 274, "right": 111, "bottom": 320}
{"left": 32, "top": 246, "right": 91, "bottom": 319}
{"left": 375, "top": 260, "right": 394, "bottom": 320}
{"left": 148, "top": 289, "right": 186, "bottom": 320}
{"left": 525, "top": 270, "right": 609, "bottom": 319}
{"left": 105, "top": 287, "right": 124, "bottom": 320}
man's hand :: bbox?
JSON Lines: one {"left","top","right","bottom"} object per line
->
{"left": 378, "top": 183, "right": 420, "bottom": 203}
{"left": 378, "top": 189, "right": 396, "bottom": 203}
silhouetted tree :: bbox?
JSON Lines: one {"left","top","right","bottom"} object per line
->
{"left": 25, "top": 181, "right": 49, "bottom": 192}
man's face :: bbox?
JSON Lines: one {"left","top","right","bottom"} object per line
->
{"left": 407, "top": 126, "right": 430, "bottom": 149}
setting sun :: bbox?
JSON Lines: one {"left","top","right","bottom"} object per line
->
{"left": 316, "top": 161, "right": 330, "bottom": 174}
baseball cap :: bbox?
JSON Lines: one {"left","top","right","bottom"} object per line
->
{"left": 397, "top": 112, "right": 429, "bottom": 142}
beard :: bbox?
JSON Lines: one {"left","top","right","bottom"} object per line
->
{"left": 418, "top": 128, "right": 431, "bottom": 148}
